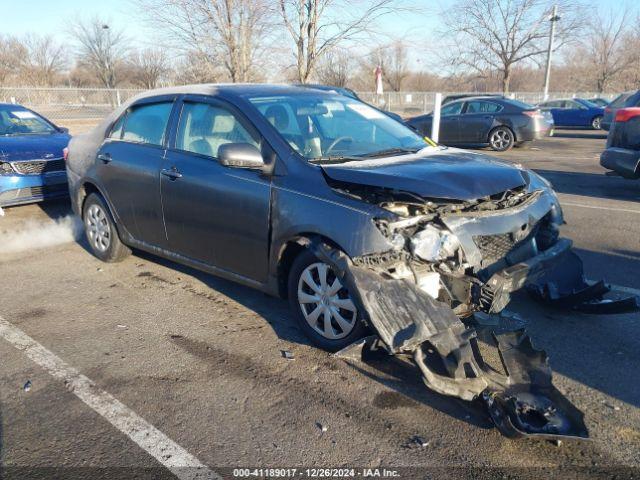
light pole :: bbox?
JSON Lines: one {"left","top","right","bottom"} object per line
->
{"left": 543, "top": 5, "right": 560, "bottom": 101}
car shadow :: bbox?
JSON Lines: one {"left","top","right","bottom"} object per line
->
{"left": 533, "top": 169, "right": 640, "bottom": 202}
{"left": 552, "top": 131, "right": 608, "bottom": 140}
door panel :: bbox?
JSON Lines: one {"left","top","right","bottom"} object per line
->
{"left": 96, "top": 141, "right": 166, "bottom": 246}
{"left": 160, "top": 99, "right": 272, "bottom": 282}
{"left": 96, "top": 100, "right": 175, "bottom": 248}
{"left": 160, "top": 151, "right": 271, "bottom": 281}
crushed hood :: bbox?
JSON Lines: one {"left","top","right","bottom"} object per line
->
{"left": 321, "top": 148, "right": 529, "bottom": 201}
{"left": 0, "top": 133, "right": 71, "bottom": 161}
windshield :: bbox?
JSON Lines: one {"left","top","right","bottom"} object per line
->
{"left": 0, "top": 105, "right": 57, "bottom": 136}
{"left": 578, "top": 99, "right": 599, "bottom": 108}
{"left": 248, "top": 93, "right": 428, "bottom": 162}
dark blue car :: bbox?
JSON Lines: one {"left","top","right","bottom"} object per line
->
{"left": 537, "top": 98, "right": 605, "bottom": 129}
{"left": 0, "top": 104, "right": 71, "bottom": 207}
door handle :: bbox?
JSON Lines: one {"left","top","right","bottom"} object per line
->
{"left": 161, "top": 167, "right": 182, "bottom": 180}
{"left": 97, "top": 153, "right": 112, "bottom": 164}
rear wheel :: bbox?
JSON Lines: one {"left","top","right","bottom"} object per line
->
{"left": 591, "top": 115, "right": 603, "bottom": 130}
{"left": 488, "top": 126, "right": 515, "bottom": 151}
{"left": 82, "top": 193, "right": 131, "bottom": 263}
{"left": 287, "top": 249, "right": 367, "bottom": 351}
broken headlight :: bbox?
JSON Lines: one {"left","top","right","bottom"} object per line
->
{"left": 0, "top": 161, "right": 14, "bottom": 175}
{"left": 410, "top": 225, "right": 460, "bottom": 262}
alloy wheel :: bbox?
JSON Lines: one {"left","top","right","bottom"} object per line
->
{"left": 592, "top": 116, "right": 602, "bottom": 129}
{"left": 85, "top": 204, "right": 111, "bottom": 253}
{"left": 297, "top": 262, "right": 358, "bottom": 340}
{"left": 490, "top": 128, "right": 512, "bottom": 150}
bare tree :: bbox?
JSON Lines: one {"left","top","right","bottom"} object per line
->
{"left": 0, "top": 36, "right": 24, "bottom": 85}
{"left": 376, "top": 41, "right": 409, "bottom": 91}
{"left": 19, "top": 34, "right": 67, "bottom": 86}
{"left": 442, "top": 0, "right": 582, "bottom": 93}
{"left": 136, "top": 0, "right": 273, "bottom": 83}
{"left": 584, "top": 8, "right": 635, "bottom": 93}
{"left": 315, "top": 49, "right": 353, "bottom": 86}
{"left": 278, "top": 0, "right": 400, "bottom": 83}
{"left": 128, "top": 48, "right": 169, "bottom": 89}
{"left": 69, "top": 17, "right": 129, "bottom": 88}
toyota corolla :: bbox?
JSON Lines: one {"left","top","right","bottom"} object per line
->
{"left": 65, "top": 84, "right": 638, "bottom": 440}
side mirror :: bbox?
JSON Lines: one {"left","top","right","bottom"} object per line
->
{"left": 217, "top": 143, "right": 265, "bottom": 169}
{"left": 58, "top": 127, "right": 70, "bottom": 134}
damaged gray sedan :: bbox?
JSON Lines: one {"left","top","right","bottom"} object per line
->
{"left": 65, "top": 84, "right": 638, "bottom": 441}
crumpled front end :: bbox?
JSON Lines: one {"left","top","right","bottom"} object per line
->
{"left": 312, "top": 242, "right": 589, "bottom": 440}
{"left": 328, "top": 175, "right": 639, "bottom": 316}
{"left": 317, "top": 177, "right": 638, "bottom": 439}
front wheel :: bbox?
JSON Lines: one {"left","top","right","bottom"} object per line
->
{"left": 287, "top": 249, "right": 367, "bottom": 351}
{"left": 591, "top": 115, "right": 603, "bottom": 130}
{"left": 83, "top": 193, "right": 131, "bottom": 262}
{"left": 488, "top": 127, "right": 515, "bottom": 151}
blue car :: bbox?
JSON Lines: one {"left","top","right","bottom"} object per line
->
{"left": 537, "top": 98, "right": 605, "bottom": 129}
{"left": 0, "top": 104, "right": 71, "bottom": 207}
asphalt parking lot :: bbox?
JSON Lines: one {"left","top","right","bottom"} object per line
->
{"left": 1, "top": 130, "right": 639, "bottom": 479}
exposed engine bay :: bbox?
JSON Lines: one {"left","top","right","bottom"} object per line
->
{"left": 313, "top": 179, "right": 639, "bottom": 440}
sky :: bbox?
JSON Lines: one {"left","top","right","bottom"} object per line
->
{"left": 1, "top": 0, "right": 633, "bottom": 69}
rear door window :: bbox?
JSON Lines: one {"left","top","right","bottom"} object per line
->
{"left": 464, "top": 101, "right": 503, "bottom": 113}
{"left": 120, "top": 102, "right": 173, "bottom": 146}
{"left": 441, "top": 102, "right": 463, "bottom": 115}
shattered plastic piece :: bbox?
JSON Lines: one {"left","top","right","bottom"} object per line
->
{"left": 316, "top": 422, "right": 328, "bottom": 433}
{"left": 116, "top": 324, "right": 127, "bottom": 329}
{"left": 23, "top": 380, "right": 32, "bottom": 392}
{"left": 333, "top": 335, "right": 387, "bottom": 361}
{"left": 528, "top": 249, "right": 639, "bottom": 313}
{"left": 281, "top": 350, "right": 295, "bottom": 360}
{"left": 410, "top": 436, "right": 429, "bottom": 447}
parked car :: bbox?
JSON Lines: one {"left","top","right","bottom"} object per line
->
{"left": 602, "top": 90, "right": 640, "bottom": 131}
{"left": 0, "top": 104, "right": 71, "bottom": 207}
{"left": 405, "top": 96, "right": 553, "bottom": 151}
{"left": 588, "top": 97, "right": 610, "bottom": 107}
{"left": 297, "top": 83, "right": 404, "bottom": 122}
{"left": 537, "top": 98, "right": 604, "bottom": 129}
{"left": 66, "top": 84, "right": 634, "bottom": 439}
{"left": 600, "top": 107, "right": 640, "bottom": 179}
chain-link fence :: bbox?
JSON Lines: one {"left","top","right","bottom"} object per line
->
{"left": 0, "top": 87, "right": 145, "bottom": 130}
{"left": 0, "top": 87, "right": 620, "bottom": 132}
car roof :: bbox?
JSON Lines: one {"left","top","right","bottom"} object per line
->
{"left": 129, "top": 83, "right": 338, "bottom": 103}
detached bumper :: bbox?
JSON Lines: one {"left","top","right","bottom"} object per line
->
{"left": 0, "top": 172, "right": 68, "bottom": 207}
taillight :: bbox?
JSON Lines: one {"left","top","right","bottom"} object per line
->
{"left": 63, "top": 147, "right": 69, "bottom": 162}
{"left": 524, "top": 110, "right": 543, "bottom": 118}
{"left": 615, "top": 107, "right": 640, "bottom": 122}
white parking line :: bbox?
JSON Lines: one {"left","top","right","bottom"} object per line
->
{"left": 561, "top": 202, "right": 640, "bottom": 214}
{"left": 0, "top": 316, "right": 220, "bottom": 480}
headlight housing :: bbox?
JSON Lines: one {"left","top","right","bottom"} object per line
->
{"left": 0, "top": 161, "right": 14, "bottom": 175}
{"left": 410, "top": 225, "right": 460, "bottom": 262}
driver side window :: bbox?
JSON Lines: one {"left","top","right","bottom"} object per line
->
{"left": 176, "top": 102, "right": 258, "bottom": 158}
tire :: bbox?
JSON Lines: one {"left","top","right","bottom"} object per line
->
{"left": 488, "top": 126, "right": 515, "bottom": 152}
{"left": 591, "top": 115, "right": 603, "bottom": 130}
{"left": 287, "top": 249, "right": 367, "bottom": 351}
{"left": 82, "top": 192, "right": 131, "bottom": 263}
